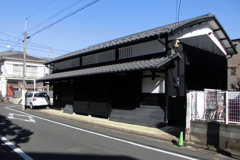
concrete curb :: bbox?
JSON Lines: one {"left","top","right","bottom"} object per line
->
{"left": 35, "top": 108, "right": 240, "bottom": 159}
{"left": 36, "top": 109, "right": 179, "bottom": 141}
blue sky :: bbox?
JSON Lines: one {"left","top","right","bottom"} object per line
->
{"left": 0, "top": 0, "right": 239, "bottom": 59}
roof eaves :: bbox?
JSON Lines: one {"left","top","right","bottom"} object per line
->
{"left": 211, "top": 16, "right": 238, "bottom": 55}
{"left": 46, "top": 13, "right": 227, "bottom": 64}
{"left": 169, "top": 15, "right": 237, "bottom": 55}
{"left": 38, "top": 53, "right": 180, "bottom": 82}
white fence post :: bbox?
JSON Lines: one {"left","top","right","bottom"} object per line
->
{"left": 225, "top": 91, "right": 228, "bottom": 124}
{"left": 186, "top": 91, "right": 192, "bottom": 129}
{"left": 185, "top": 91, "right": 192, "bottom": 142}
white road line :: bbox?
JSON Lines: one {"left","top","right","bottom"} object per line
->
{"left": 7, "top": 113, "right": 36, "bottom": 123}
{"left": 0, "top": 134, "right": 33, "bottom": 160}
{"left": 5, "top": 105, "right": 198, "bottom": 160}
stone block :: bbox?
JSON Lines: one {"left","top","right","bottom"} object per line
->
{"left": 228, "top": 139, "right": 240, "bottom": 150}
{"left": 219, "top": 137, "right": 228, "bottom": 149}
{"left": 191, "top": 127, "right": 207, "bottom": 134}
{"left": 220, "top": 124, "right": 230, "bottom": 132}
{"left": 63, "top": 104, "right": 73, "bottom": 114}
{"left": 190, "top": 121, "right": 197, "bottom": 127}
{"left": 201, "top": 122, "right": 208, "bottom": 128}
{"left": 219, "top": 130, "right": 230, "bottom": 138}
{"left": 230, "top": 132, "right": 240, "bottom": 140}
{"left": 229, "top": 125, "right": 240, "bottom": 133}
{"left": 191, "top": 121, "right": 205, "bottom": 128}
{"left": 190, "top": 133, "right": 207, "bottom": 145}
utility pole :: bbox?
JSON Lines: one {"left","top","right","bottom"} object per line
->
{"left": 49, "top": 47, "right": 51, "bottom": 61}
{"left": 47, "top": 47, "right": 51, "bottom": 95}
{"left": 22, "top": 18, "right": 27, "bottom": 110}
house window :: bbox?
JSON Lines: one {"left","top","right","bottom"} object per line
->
{"left": 26, "top": 65, "right": 37, "bottom": 78}
{"left": 231, "top": 68, "right": 237, "bottom": 75}
{"left": 8, "top": 81, "right": 18, "bottom": 84}
{"left": 13, "top": 64, "right": 23, "bottom": 78}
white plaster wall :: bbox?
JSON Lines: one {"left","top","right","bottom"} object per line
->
{"left": 4, "top": 62, "right": 13, "bottom": 76}
{"left": 186, "top": 91, "right": 192, "bottom": 129}
{"left": 168, "top": 22, "right": 227, "bottom": 55}
{"left": 2, "top": 60, "right": 47, "bottom": 80}
{"left": 142, "top": 70, "right": 165, "bottom": 93}
{"left": 0, "top": 76, "right": 7, "bottom": 98}
{"left": 37, "top": 66, "right": 45, "bottom": 78}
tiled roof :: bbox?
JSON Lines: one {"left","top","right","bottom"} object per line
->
{"left": 0, "top": 51, "right": 46, "bottom": 61}
{"left": 37, "top": 53, "right": 181, "bottom": 81}
{"left": 47, "top": 13, "right": 214, "bottom": 64}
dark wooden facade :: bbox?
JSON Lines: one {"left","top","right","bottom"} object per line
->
{"left": 49, "top": 34, "right": 228, "bottom": 128}
{"left": 39, "top": 14, "right": 236, "bottom": 128}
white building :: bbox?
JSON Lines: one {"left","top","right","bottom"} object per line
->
{"left": 0, "top": 51, "right": 49, "bottom": 98}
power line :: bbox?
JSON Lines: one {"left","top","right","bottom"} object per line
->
{"left": 0, "top": 31, "right": 23, "bottom": 40}
{"left": 28, "top": 42, "right": 70, "bottom": 52}
{"left": 30, "top": 0, "right": 100, "bottom": 37}
{"left": 176, "top": 0, "right": 178, "bottom": 22}
{"left": 0, "top": 39, "right": 20, "bottom": 45}
{"left": 0, "top": 29, "right": 22, "bottom": 35}
{"left": 0, "top": 45, "right": 10, "bottom": 50}
{"left": 0, "top": 38, "right": 70, "bottom": 53}
{"left": 178, "top": 0, "right": 181, "bottom": 23}
{"left": 29, "top": 0, "right": 83, "bottom": 31}
{"left": 27, "top": 0, "right": 55, "bottom": 19}
{"left": 0, "top": 41, "right": 64, "bottom": 55}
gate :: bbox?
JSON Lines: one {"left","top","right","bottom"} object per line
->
{"left": 168, "top": 96, "right": 186, "bottom": 127}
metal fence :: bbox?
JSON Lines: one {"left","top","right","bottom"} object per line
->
{"left": 190, "top": 91, "right": 240, "bottom": 124}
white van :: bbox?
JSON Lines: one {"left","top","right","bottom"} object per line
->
{"left": 26, "top": 92, "right": 50, "bottom": 109}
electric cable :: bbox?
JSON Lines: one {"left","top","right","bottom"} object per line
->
{"left": 0, "top": 39, "right": 70, "bottom": 53}
{"left": 28, "top": 0, "right": 83, "bottom": 31}
{"left": 176, "top": 0, "right": 178, "bottom": 23}
{"left": 0, "top": 29, "right": 22, "bottom": 35}
{"left": 0, "top": 31, "right": 23, "bottom": 40}
{"left": 30, "top": 0, "right": 100, "bottom": 37}
{"left": 27, "top": 0, "right": 55, "bottom": 19}
{"left": 0, "top": 42, "right": 64, "bottom": 55}
{"left": 178, "top": 0, "right": 181, "bottom": 23}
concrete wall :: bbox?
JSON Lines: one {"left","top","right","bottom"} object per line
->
{"left": 188, "top": 121, "right": 240, "bottom": 150}
{"left": 14, "top": 90, "right": 22, "bottom": 98}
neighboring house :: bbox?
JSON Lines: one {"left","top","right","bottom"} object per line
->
{"left": 37, "top": 13, "right": 237, "bottom": 128}
{"left": 228, "top": 38, "right": 240, "bottom": 90}
{"left": 0, "top": 51, "right": 49, "bottom": 98}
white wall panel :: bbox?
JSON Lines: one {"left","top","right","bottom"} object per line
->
{"left": 142, "top": 71, "right": 165, "bottom": 93}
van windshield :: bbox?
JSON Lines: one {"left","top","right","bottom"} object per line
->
{"left": 34, "top": 93, "right": 48, "bottom": 97}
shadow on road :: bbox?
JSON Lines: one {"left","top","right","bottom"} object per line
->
{"left": 1, "top": 151, "right": 139, "bottom": 160}
{"left": 0, "top": 113, "right": 33, "bottom": 153}
{"left": 28, "top": 153, "right": 138, "bottom": 160}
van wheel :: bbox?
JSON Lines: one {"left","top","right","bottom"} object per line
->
{"left": 30, "top": 103, "right": 34, "bottom": 109}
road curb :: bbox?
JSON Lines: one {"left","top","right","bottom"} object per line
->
{"left": 35, "top": 109, "right": 240, "bottom": 159}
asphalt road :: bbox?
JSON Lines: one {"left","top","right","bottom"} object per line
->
{"left": 0, "top": 104, "right": 235, "bottom": 160}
